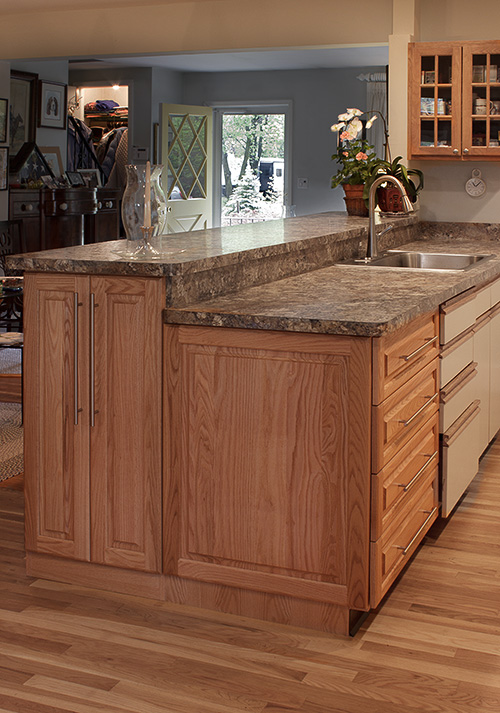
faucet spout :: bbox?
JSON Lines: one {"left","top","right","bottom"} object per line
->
{"left": 367, "top": 175, "right": 414, "bottom": 259}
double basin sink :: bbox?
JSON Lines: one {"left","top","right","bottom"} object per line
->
{"left": 341, "top": 250, "right": 494, "bottom": 271}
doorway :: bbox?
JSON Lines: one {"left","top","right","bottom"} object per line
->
{"left": 213, "top": 102, "right": 292, "bottom": 228}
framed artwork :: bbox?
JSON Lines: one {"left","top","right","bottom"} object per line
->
{"left": 9, "top": 70, "right": 38, "bottom": 158}
{"left": 65, "top": 170, "right": 85, "bottom": 186}
{"left": 0, "top": 98, "right": 8, "bottom": 144}
{"left": 40, "top": 146, "right": 63, "bottom": 177}
{"left": 38, "top": 80, "right": 67, "bottom": 130}
{"left": 10, "top": 141, "right": 54, "bottom": 183}
{"left": 77, "top": 168, "right": 101, "bottom": 188}
{"left": 0, "top": 147, "right": 8, "bottom": 190}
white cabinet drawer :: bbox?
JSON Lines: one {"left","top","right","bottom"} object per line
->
{"left": 440, "top": 328, "right": 474, "bottom": 387}
{"left": 440, "top": 288, "right": 477, "bottom": 345}
{"left": 441, "top": 400, "right": 481, "bottom": 517}
{"left": 475, "top": 283, "right": 491, "bottom": 318}
{"left": 440, "top": 362, "right": 477, "bottom": 433}
{"left": 490, "top": 276, "right": 500, "bottom": 308}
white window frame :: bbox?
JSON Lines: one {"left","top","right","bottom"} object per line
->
{"left": 211, "top": 100, "right": 293, "bottom": 228}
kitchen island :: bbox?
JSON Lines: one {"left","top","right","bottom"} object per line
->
{"left": 9, "top": 212, "right": 500, "bottom": 636}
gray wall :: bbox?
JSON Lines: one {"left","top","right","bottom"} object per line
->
{"left": 182, "top": 66, "right": 384, "bottom": 216}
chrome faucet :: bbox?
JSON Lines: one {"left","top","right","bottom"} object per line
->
{"left": 367, "top": 175, "right": 414, "bottom": 259}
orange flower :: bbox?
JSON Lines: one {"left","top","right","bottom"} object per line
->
{"left": 355, "top": 152, "right": 368, "bottom": 161}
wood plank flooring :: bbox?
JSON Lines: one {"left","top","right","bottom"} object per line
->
{"left": 1, "top": 440, "right": 500, "bottom": 712}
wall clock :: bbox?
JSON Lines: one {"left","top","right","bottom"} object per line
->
{"left": 465, "top": 168, "right": 486, "bottom": 197}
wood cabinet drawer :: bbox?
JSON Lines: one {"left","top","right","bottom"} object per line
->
{"left": 372, "top": 358, "right": 439, "bottom": 473}
{"left": 440, "top": 361, "right": 477, "bottom": 433}
{"left": 440, "top": 288, "right": 477, "bottom": 345}
{"left": 440, "top": 327, "right": 474, "bottom": 387}
{"left": 442, "top": 400, "right": 481, "bottom": 517}
{"left": 10, "top": 193, "right": 41, "bottom": 218}
{"left": 372, "top": 310, "right": 439, "bottom": 405}
{"left": 370, "top": 474, "right": 438, "bottom": 607}
{"left": 371, "top": 412, "right": 439, "bottom": 541}
{"left": 475, "top": 283, "right": 491, "bottom": 319}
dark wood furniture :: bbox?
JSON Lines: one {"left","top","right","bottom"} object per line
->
{"left": 9, "top": 186, "right": 121, "bottom": 252}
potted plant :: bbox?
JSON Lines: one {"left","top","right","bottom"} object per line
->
{"left": 330, "top": 108, "right": 381, "bottom": 216}
{"left": 363, "top": 155, "right": 424, "bottom": 213}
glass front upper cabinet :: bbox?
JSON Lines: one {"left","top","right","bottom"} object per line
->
{"left": 409, "top": 41, "right": 500, "bottom": 159}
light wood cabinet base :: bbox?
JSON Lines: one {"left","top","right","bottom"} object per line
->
{"left": 26, "top": 552, "right": 357, "bottom": 636}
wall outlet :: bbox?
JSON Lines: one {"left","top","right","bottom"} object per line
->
{"left": 298, "top": 177, "right": 308, "bottom": 189}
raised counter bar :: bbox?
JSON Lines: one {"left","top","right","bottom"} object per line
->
{"left": 8, "top": 213, "right": 500, "bottom": 337}
{"left": 8, "top": 212, "right": 418, "bottom": 308}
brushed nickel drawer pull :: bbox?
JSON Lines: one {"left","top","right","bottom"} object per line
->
{"left": 397, "top": 450, "right": 438, "bottom": 492}
{"left": 400, "top": 335, "right": 438, "bottom": 362}
{"left": 397, "top": 507, "right": 437, "bottom": 556}
{"left": 399, "top": 392, "right": 438, "bottom": 427}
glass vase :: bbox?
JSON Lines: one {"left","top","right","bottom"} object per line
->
{"left": 121, "top": 164, "right": 167, "bottom": 257}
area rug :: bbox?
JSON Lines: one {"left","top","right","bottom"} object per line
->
{"left": 0, "top": 401, "right": 23, "bottom": 480}
{"left": 0, "top": 348, "right": 23, "bottom": 481}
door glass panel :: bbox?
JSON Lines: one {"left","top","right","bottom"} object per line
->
{"left": 167, "top": 114, "right": 208, "bottom": 200}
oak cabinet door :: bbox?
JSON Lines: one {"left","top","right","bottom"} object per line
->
{"left": 24, "top": 274, "right": 91, "bottom": 560}
{"left": 165, "top": 326, "right": 372, "bottom": 611}
{"left": 90, "top": 276, "right": 163, "bottom": 573}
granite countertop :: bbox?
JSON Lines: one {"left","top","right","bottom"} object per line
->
{"left": 8, "top": 211, "right": 500, "bottom": 337}
{"left": 7, "top": 212, "right": 400, "bottom": 278}
{"left": 165, "top": 236, "right": 500, "bottom": 337}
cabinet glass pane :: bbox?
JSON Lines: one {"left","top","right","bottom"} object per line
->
{"left": 490, "top": 120, "right": 500, "bottom": 147}
{"left": 421, "top": 56, "right": 436, "bottom": 85}
{"left": 421, "top": 120, "right": 435, "bottom": 147}
{"left": 437, "top": 121, "right": 452, "bottom": 147}
{"left": 472, "top": 119, "right": 486, "bottom": 146}
{"left": 438, "top": 56, "right": 453, "bottom": 84}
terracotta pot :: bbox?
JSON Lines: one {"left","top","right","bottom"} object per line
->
{"left": 377, "top": 186, "right": 406, "bottom": 213}
{"left": 342, "top": 184, "right": 368, "bottom": 217}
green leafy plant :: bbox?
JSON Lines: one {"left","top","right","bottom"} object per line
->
{"left": 330, "top": 108, "right": 381, "bottom": 188}
{"left": 362, "top": 155, "right": 424, "bottom": 204}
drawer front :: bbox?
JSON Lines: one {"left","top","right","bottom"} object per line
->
{"left": 370, "top": 474, "right": 438, "bottom": 607}
{"left": 440, "top": 289, "right": 477, "bottom": 345}
{"left": 371, "top": 412, "right": 439, "bottom": 541}
{"left": 475, "top": 283, "right": 491, "bottom": 319}
{"left": 372, "top": 358, "right": 439, "bottom": 473}
{"left": 440, "top": 329, "right": 474, "bottom": 387}
{"left": 440, "top": 364, "right": 477, "bottom": 433}
{"left": 441, "top": 401, "right": 481, "bottom": 517}
{"left": 373, "top": 310, "right": 439, "bottom": 405}
{"left": 10, "top": 195, "right": 40, "bottom": 218}
{"left": 490, "top": 276, "right": 500, "bottom": 308}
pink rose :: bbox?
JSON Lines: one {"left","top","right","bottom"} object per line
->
{"left": 355, "top": 152, "right": 368, "bottom": 161}
{"left": 340, "top": 131, "right": 350, "bottom": 141}
{"left": 343, "top": 151, "right": 349, "bottom": 157}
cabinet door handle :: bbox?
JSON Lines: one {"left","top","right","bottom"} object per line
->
{"left": 463, "top": 148, "right": 469, "bottom": 154}
{"left": 399, "top": 392, "right": 438, "bottom": 428}
{"left": 453, "top": 148, "right": 459, "bottom": 154}
{"left": 400, "top": 335, "right": 438, "bottom": 362}
{"left": 90, "top": 293, "right": 96, "bottom": 427}
{"left": 397, "top": 507, "right": 437, "bottom": 555}
{"left": 74, "top": 293, "right": 83, "bottom": 426}
{"left": 397, "top": 450, "right": 438, "bottom": 492}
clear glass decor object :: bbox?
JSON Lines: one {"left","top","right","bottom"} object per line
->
{"left": 121, "top": 164, "right": 167, "bottom": 257}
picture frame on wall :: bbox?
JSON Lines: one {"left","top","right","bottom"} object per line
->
{"left": 9, "top": 70, "right": 38, "bottom": 158}
{"left": 0, "top": 98, "right": 8, "bottom": 144}
{"left": 0, "top": 147, "right": 8, "bottom": 190}
{"left": 38, "top": 80, "right": 67, "bottom": 130}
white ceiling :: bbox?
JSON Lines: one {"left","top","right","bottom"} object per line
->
{"left": 68, "top": 45, "right": 389, "bottom": 73}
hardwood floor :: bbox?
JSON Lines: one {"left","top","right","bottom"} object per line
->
{"left": 1, "top": 442, "right": 500, "bottom": 713}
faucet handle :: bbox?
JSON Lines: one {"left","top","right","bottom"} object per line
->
{"left": 378, "top": 224, "right": 394, "bottom": 238}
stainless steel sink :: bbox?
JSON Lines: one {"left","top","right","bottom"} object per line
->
{"left": 341, "top": 251, "right": 494, "bottom": 271}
